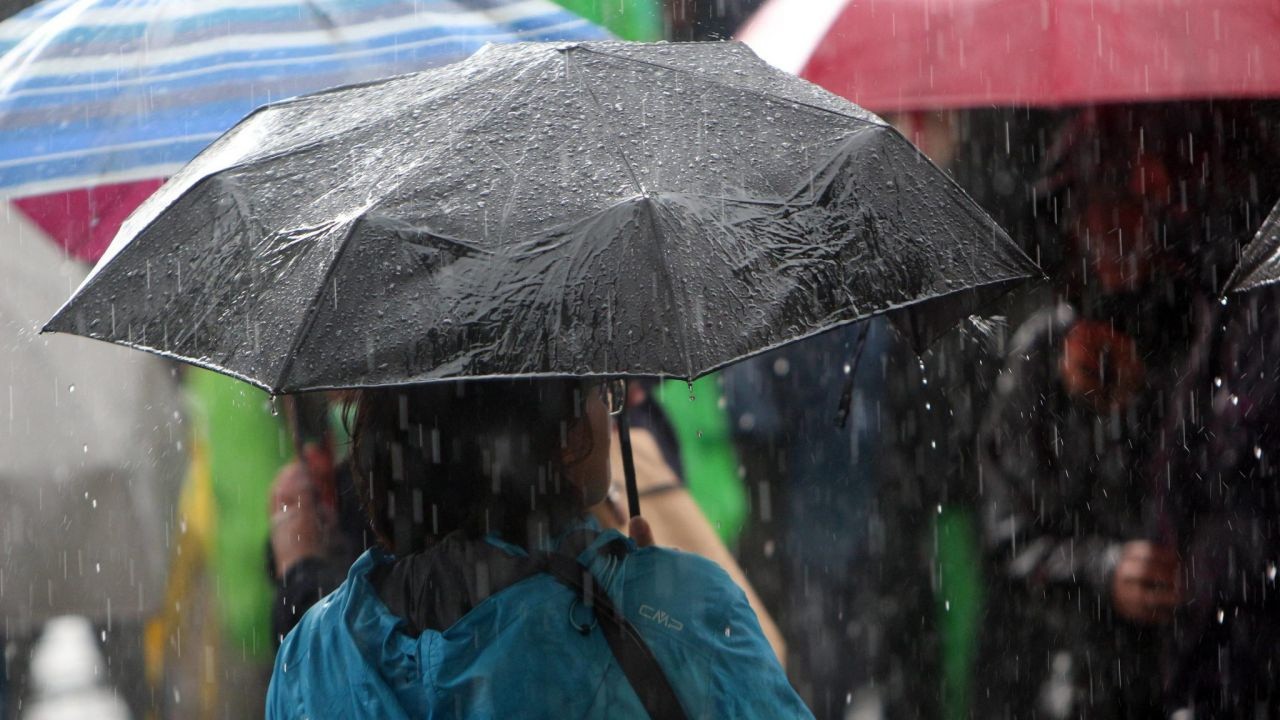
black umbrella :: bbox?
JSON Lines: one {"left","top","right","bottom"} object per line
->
{"left": 1227, "top": 198, "right": 1280, "bottom": 292}
{"left": 47, "top": 41, "right": 1037, "bottom": 514}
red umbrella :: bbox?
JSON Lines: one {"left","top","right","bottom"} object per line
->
{"left": 738, "top": 0, "right": 1280, "bottom": 111}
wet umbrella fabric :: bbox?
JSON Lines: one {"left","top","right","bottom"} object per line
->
{"left": 46, "top": 41, "right": 1035, "bottom": 394}
{"left": 738, "top": 0, "right": 1280, "bottom": 112}
{"left": 1226, "top": 198, "right": 1280, "bottom": 292}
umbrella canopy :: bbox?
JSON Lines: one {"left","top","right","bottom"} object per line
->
{"left": 737, "top": 0, "right": 1280, "bottom": 111}
{"left": 1226, "top": 198, "right": 1280, "bottom": 292}
{"left": 46, "top": 40, "right": 1036, "bottom": 393}
{"left": 0, "top": 0, "right": 607, "bottom": 263}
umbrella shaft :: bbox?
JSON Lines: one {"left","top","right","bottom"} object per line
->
{"left": 617, "top": 393, "right": 641, "bottom": 518}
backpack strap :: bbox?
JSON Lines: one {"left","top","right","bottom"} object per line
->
{"left": 540, "top": 544, "right": 689, "bottom": 720}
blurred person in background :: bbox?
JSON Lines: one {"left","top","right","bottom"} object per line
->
{"left": 721, "top": 321, "right": 890, "bottom": 718}
{"left": 979, "top": 101, "right": 1280, "bottom": 719}
{"left": 665, "top": 0, "right": 766, "bottom": 40}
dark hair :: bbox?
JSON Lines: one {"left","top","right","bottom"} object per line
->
{"left": 349, "top": 378, "right": 594, "bottom": 555}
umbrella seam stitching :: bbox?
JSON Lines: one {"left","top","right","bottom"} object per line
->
{"left": 271, "top": 216, "right": 363, "bottom": 392}
{"left": 563, "top": 48, "right": 645, "bottom": 196}
{"left": 643, "top": 197, "right": 694, "bottom": 377}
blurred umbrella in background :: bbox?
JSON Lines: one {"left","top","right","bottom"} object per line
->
{"left": 0, "top": 0, "right": 606, "bottom": 263}
{"left": 738, "top": 0, "right": 1280, "bottom": 112}
{"left": 0, "top": 1, "right": 607, "bottom": 715}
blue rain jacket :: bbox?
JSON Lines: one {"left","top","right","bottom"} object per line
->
{"left": 267, "top": 528, "right": 812, "bottom": 719}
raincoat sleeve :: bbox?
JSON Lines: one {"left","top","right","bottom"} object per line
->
{"left": 707, "top": 569, "right": 814, "bottom": 718}
{"left": 978, "top": 310, "right": 1121, "bottom": 594}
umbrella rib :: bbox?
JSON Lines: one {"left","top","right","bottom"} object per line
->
{"left": 271, "top": 218, "right": 363, "bottom": 393}
{"left": 642, "top": 198, "right": 694, "bottom": 377}
{"left": 576, "top": 45, "right": 881, "bottom": 127}
{"left": 1225, "top": 200, "right": 1280, "bottom": 292}
{"left": 564, "top": 50, "right": 645, "bottom": 195}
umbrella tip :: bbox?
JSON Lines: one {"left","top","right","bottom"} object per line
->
{"left": 554, "top": 42, "right": 584, "bottom": 53}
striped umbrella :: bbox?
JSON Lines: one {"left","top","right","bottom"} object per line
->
{"left": 0, "top": 0, "right": 607, "bottom": 263}
{"left": 738, "top": 0, "right": 1280, "bottom": 112}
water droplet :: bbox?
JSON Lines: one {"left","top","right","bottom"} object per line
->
{"left": 68, "top": 384, "right": 75, "bottom": 393}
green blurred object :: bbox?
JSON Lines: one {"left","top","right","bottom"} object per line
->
{"left": 187, "top": 368, "right": 292, "bottom": 659}
{"left": 653, "top": 375, "right": 748, "bottom": 545}
{"left": 936, "top": 507, "right": 984, "bottom": 720}
{"left": 549, "top": 0, "right": 663, "bottom": 40}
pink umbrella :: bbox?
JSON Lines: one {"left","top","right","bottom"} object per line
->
{"left": 738, "top": 0, "right": 1280, "bottom": 111}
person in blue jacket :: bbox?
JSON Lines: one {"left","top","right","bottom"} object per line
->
{"left": 267, "top": 378, "right": 811, "bottom": 719}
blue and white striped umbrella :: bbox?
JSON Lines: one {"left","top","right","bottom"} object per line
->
{"left": 0, "top": 0, "right": 607, "bottom": 260}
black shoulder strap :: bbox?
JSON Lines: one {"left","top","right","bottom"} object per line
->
{"left": 541, "top": 549, "right": 689, "bottom": 720}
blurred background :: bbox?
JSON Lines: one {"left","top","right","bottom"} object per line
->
{"left": 3, "top": 0, "right": 1280, "bottom": 718}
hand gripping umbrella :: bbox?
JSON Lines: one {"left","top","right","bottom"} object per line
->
{"left": 1226, "top": 198, "right": 1280, "bottom": 293}
{"left": 46, "top": 41, "right": 1038, "bottom": 516}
